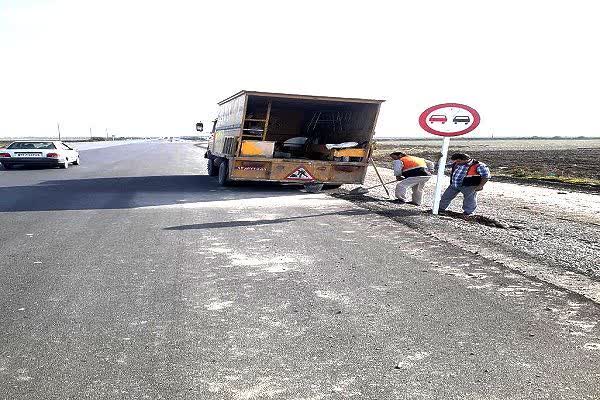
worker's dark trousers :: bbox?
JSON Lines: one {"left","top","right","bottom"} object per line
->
{"left": 439, "top": 185, "right": 477, "bottom": 215}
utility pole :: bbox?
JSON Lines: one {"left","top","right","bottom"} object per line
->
{"left": 57, "top": 122, "right": 61, "bottom": 140}
{"left": 105, "top": 128, "right": 108, "bottom": 141}
{"left": 90, "top": 127, "right": 92, "bottom": 139}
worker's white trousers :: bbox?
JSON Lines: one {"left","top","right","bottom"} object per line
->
{"left": 395, "top": 176, "right": 431, "bottom": 205}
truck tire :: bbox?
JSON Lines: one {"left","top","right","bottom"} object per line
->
{"left": 218, "top": 160, "right": 230, "bottom": 186}
{"left": 207, "top": 157, "right": 218, "bottom": 176}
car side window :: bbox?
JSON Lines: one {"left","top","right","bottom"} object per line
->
{"left": 60, "top": 143, "right": 72, "bottom": 150}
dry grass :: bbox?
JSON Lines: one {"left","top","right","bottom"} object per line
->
{"left": 494, "top": 169, "right": 600, "bottom": 186}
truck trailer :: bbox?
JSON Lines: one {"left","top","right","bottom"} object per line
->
{"left": 200, "top": 90, "right": 384, "bottom": 191}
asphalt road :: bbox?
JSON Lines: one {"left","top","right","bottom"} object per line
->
{"left": 1, "top": 142, "right": 599, "bottom": 399}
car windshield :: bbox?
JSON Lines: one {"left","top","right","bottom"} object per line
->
{"left": 7, "top": 142, "right": 56, "bottom": 149}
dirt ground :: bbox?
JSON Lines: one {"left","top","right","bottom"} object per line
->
{"left": 336, "top": 165, "right": 600, "bottom": 306}
{"left": 372, "top": 138, "right": 600, "bottom": 190}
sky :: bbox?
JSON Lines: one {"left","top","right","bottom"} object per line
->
{"left": 1, "top": 0, "right": 599, "bottom": 139}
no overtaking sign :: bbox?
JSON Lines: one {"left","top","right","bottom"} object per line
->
{"left": 419, "top": 103, "right": 480, "bottom": 137}
{"left": 418, "top": 103, "right": 481, "bottom": 214}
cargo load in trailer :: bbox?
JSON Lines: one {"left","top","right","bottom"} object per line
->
{"left": 198, "top": 90, "right": 384, "bottom": 191}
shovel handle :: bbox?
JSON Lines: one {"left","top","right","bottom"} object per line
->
{"left": 370, "top": 159, "right": 391, "bottom": 198}
{"left": 365, "top": 179, "right": 398, "bottom": 190}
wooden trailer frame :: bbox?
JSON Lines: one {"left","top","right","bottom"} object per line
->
{"left": 204, "top": 91, "right": 384, "bottom": 188}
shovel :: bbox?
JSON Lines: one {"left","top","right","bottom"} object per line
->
{"left": 347, "top": 179, "right": 397, "bottom": 195}
{"left": 347, "top": 159, "right": 396, "bottom": 197}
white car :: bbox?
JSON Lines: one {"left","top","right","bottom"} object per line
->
{"left": 0, "top": 141, "right": 80, "bottom": 170}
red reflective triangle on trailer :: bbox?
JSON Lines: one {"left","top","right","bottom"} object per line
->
{"left": 285, "top": 166, "right": 315, "bottom": 181}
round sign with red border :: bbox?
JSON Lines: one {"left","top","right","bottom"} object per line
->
{"left": 419, "top": 103, "right": 480, "bottom": 137}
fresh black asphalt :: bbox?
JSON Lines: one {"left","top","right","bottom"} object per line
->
{"left": 1, "top": 142, "right": 599, "bottom": 399}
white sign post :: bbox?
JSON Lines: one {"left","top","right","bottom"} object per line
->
{"left": 432, "top": 137, "right": 451, "bottom": 215}
{"left": 418, "top": 103, "right": 481, "bottom": 215}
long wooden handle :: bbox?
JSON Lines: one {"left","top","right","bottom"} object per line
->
{"left": 370, "top": 158, "right": 391, "bottom": 198}
{"left": 365, "top": 179, "right": 398, "bottom": 191}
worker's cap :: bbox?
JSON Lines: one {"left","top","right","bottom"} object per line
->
{"left": 389, "top": 151, "right": 406, "bottom": 157}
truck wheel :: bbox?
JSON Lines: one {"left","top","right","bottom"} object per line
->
{"left": 207, "top": 157, "right": 218, "bottom": 176}
{"left": 304, "top": 183, "right": 324, "bottom": 193}
{"left": 218, "top": 160, "right": 230, "bottom": 186}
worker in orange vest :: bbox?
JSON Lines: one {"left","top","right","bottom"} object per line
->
{"left": 389, "top": 151, "right": 435, "bottom": 205}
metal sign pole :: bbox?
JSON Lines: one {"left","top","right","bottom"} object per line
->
{"left": 418, "top": 103, "right": 480, "bottom": 215}
{"left": 432, "top": 136, "right": 450, "bottom": 215}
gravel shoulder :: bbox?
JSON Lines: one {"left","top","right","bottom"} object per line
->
{"left": 339, "top": 166, "right": 600, "bottom": 304}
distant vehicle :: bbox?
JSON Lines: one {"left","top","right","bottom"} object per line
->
{"left": 429, "top": 114, "right": 447, "bottom": 124}
{"left": 0, "top": 141, "right": 80, "bottom": 170}
{"left": 453, "top": 115, "right": 471, "bottom": 124}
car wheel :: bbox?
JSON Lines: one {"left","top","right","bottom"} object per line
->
{"left": 73, "top": 156, "right": 80, "bottom": 165}
{"left": 218, "top": 159, "right": 230, "bottom": 186}
{"left": 207, "top": 157, "right": 218, "bottom": 176}
{"left": 2, "top": 164, "right": 13, "bottom": 170}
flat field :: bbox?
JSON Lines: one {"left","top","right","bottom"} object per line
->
{"left": 372, "top": 138, "right": 600, "bottom": 189}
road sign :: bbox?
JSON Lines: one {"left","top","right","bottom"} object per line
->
{"left": 286, "top": 166, "right": 315, "bottom": 181}
{"left": 419, "top": 103, "right": 481, "bottom": 214}
{"left": 419, "top": 103, "right": 480, "bottom": 137}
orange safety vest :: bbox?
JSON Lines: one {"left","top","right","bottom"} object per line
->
{"left": 399, "top": 155, "right": 429, "bottom": 177}
{"left": 466, "top": 163, "right": 480, "bottom": 177}
{"left": 451, "top": 160, "right": 482, "bottom": 186}
{"left": 463, "top": 161, "right": 482, "bottom": 186}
